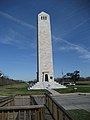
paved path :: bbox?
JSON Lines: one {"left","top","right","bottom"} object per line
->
{"left": 53, "top": 93, "right": 90, "bottom": 112}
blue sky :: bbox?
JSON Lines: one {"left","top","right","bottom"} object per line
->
{"left": 0, "top": 0, "right": 90, "bottom": 81}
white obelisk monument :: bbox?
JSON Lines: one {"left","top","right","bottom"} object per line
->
{"left": 28, "top": 12, "right": 66, "bottom": 89}
{"left": 37, "top": 11, "right": 54, "bottom": 82}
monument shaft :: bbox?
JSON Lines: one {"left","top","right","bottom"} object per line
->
{"left": 37, "top": 12, "right": 54, "bottom": 82}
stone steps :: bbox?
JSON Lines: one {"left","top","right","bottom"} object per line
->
{"left": 28, "top": 81, "right": 66, "bottom": 89}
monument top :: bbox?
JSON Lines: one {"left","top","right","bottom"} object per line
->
{"left": 38, "top": 11, "right": 49, "bottom": 16}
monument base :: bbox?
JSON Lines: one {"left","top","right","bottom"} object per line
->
{"left": 28, "top": 81, "right": 66, "bottom": 90}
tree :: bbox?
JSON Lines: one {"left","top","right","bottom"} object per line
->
{"left": 66, "top": 70, "right": 80, "bottom": 84}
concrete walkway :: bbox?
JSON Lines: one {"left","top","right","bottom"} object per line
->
{"left": 53, "top": 93, "right": 90, "bottom": 112}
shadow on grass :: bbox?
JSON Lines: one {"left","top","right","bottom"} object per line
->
{"left": 68, "top": 109, "right": 90, "bottom": 120}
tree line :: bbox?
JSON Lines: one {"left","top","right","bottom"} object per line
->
{"left": 55, "top": 70, "right": 90, "bottom": 84}
{"left": 0, "top": 71, "right": 24, "bottom": 86}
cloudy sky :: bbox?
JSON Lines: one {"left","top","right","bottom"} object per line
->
{"left": 0, "top": 0, "right": 90, "bottom": 80}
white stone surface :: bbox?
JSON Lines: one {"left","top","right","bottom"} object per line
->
{"left": 37, "top": 12, "right": 54, "bottom": 82}
{"left": 28, "top": 81, "right": 66, "bottom": 89}
{"left": 28, "top": 12, "right": 66, "bottom": 90}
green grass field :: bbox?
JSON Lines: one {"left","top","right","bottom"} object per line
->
{"left": 0, "top": 82, "right": 90, "bottom": 96}
{"left": 55, "top": 85, "right": 90, "bottom": 93}
{"left": 0, "top": 82, "right": 49, "bottom": 96}
{"left": 76, "top": 80, "right": 90, "bottom": 85}
{"left": 68, "top": 109, "right": 90, "bottom": 120}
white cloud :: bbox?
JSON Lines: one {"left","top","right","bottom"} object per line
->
{"left": 53, "top": 36, "right": 90, "bottom": 60}
{"left": 0, "top": 28, "right": 36, "bottom": 50}
{"left": 0, "top": 11, "right": 35, "bottom": 29}
{"left": 0, "top": 11, "right": 36, "bottom": 49}
{"left": 61, "top": 18, "right": 90, "bottom": 36}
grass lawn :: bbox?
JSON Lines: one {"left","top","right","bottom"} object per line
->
{"left": 67, "top": 109, "right": 90, "bottom": 120}
{"left": 54, "top": 85, "right": 90, "bottom": 93}
{"left": 0, "top": 83, "right": 90, "bottom": 96}
{"left": 76, "top": 80, "right": 90, "bottom": 85}
{"left": 0, "top": 82, "right": 49, "bottom": 96}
